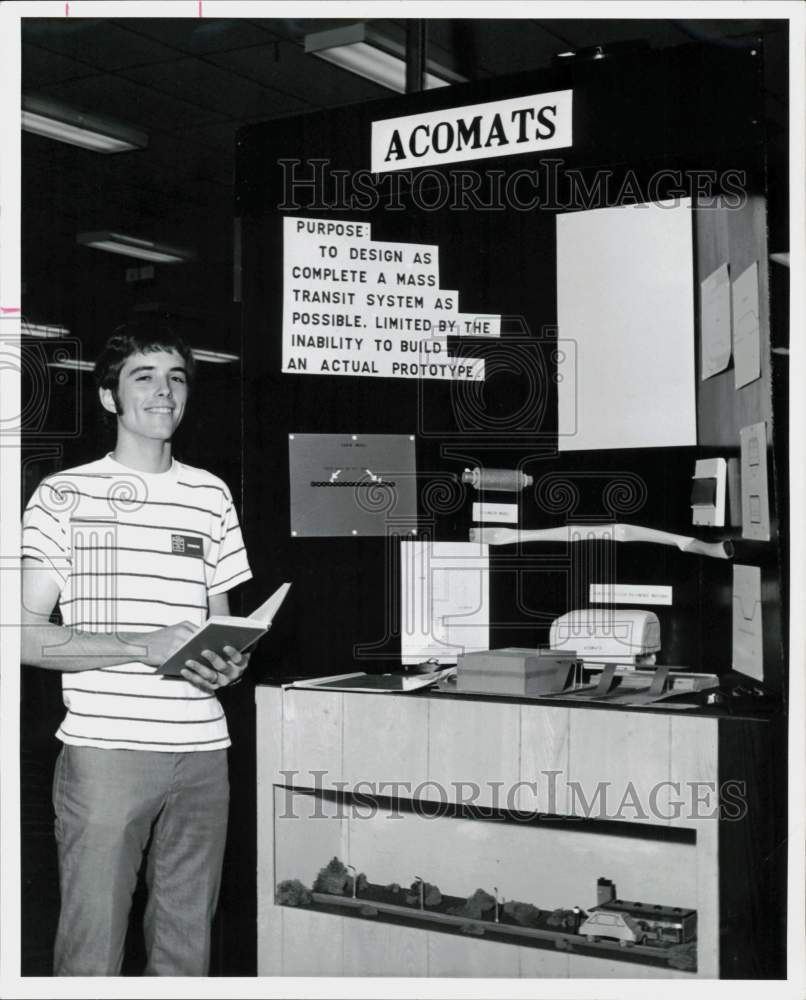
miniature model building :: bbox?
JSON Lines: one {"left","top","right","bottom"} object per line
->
{"left": 578, "top": 877, "right": 697, "bottom": 947}
{"left": 276, "top": 861, "right": 697, "bottom": 971}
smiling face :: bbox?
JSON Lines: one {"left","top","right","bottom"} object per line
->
{"left": 99, "top": 348, "right": 189, "bottom": 444}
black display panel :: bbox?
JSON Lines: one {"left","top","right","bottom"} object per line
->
{"left": 236, "top": 41, "right": 783, "bottom": 691}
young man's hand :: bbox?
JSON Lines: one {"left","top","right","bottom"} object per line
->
{"left": 181, "top": 646, "right": 251, "bottom": 693}
{"left": 140, "top": 621, "right": 198, "bottom": 667}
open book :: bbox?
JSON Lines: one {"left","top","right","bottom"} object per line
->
{"left": 159, "top": 582, "right": 291, "bottom": 677}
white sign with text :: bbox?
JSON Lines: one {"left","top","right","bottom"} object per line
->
{"left": 372, "top": 90, "right": 573, "bottom": 173}
{"left": 282, "top": 217, "right": 499, "bottom": 381}
{"left": 590, "top": 584, "right": 673, "bottom": 606}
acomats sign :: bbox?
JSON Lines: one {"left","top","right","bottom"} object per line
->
{"left": 371, "top": 90, "right": 572, "bottom": 173}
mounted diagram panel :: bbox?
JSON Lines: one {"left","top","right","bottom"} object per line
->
{"left": 288, "top": 433, "right": 417, "bottom": 538}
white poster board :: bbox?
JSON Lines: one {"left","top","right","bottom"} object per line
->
{"left": 399, "top": 540, "right": 489, "bottom": 664}
{"left": 556, "top": 198, "right": 696, "bottom": 451}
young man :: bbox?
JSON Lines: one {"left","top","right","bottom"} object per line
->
{"left": 21, "top": 322, "right": 252, "bottom": 976}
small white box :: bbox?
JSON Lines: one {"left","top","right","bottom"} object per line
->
{"left": 691, "top": 457, "right": 726, "bottom": 527}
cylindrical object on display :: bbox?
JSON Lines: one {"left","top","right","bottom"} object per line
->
{"left": 461, "top": 467, "right": 533, "bottom": 492}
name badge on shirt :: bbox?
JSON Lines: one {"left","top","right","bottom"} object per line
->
{"left": 171, "top": 533, "right": 204, "bottom": 558}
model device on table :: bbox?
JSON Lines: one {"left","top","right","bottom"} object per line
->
{"left": 453, "top": 609, "right": 720, "bottom": 705}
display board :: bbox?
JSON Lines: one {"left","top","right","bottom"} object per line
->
{"left": 288, "top": 433, "right": 417, "bottom": 537}
{"left": 236, "top": 40, "right": 782, "bottom": 694}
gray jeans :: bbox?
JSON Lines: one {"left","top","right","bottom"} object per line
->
{"left": 52, "top": 744, "right": 229, "bottom": 976}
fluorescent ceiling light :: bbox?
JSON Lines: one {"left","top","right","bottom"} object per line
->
{"left": 22, "top": 322, "right": 70, "bottom": 339}
{"left": 47, "top": 359, "right": 95, "bottom": 372}
{"left": 76, "top": 232, "right": 195, "bottom": 264}
{"left": 305, "top": 23, "right": 467, "bottom": 93}
{"left": 22, "top": 95, "right": 148, "bottom": 153}
{"left": 191, "top": 349, "right": 239, "bottom": 364}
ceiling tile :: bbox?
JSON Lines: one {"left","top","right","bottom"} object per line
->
{"left": 31, "top": 73, "right": 227, "bottom": 130}
{"left": 255, "top": 18, "right": 373, "bottom": 43}
{"left": 172, "top": 120, "right": 240, "bottom": 153}
{"left": 116, "top": 18, "right": 273, "bottom": 55}
{"left": 120, "top": 56, "right": 307, "bottom": 120}
{"left": 671, "top": 20, "right": 770, "bottom": 42}
{"left": 457, "top": 20, "right": 570, "bottom": 76}
{"left": 22, "top": 43, "right": 94, "bottom": 88}
{"left": 22, "top": 18, "right": 182, "bottom": 71}
{"left": 543, "top": 18, "right": 726, "bottom": 50}
{"left": 207, "top": 39, "right": 389, "bottom": 109}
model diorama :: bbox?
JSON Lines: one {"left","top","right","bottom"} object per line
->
{"left": 276, "top": 862, "right": 697, "bottom": 971}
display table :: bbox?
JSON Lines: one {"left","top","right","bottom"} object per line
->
{"left": 255, "top": 683, "right": 781, "bottom": 979}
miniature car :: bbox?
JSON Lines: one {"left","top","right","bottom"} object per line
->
{"left": 578, "top": 909, "right": 642, "bottom": 946}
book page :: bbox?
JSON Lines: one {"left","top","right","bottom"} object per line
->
{"left": 249, "top": 582, "right": 292, "bottom": 626}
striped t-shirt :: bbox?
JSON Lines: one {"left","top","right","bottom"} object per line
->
{"left": 21, "top": 454, "right": 252, "bottom": 752}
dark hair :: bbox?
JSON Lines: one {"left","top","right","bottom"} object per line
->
{"left": 94, "top": 320, "right": 195, "bottom": 415}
